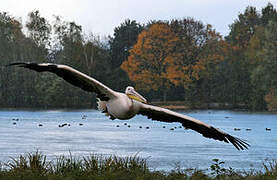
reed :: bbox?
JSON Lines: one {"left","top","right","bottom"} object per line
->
{"left": 0, "top": 151, "right": 277, "bottom": 179}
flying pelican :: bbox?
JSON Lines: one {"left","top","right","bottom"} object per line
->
{"left": 8, "top": 62, "right": 250, "bottom": 150}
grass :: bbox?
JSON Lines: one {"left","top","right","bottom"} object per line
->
{"left": 0, "top": 151, "right": 277, "bottom": 179}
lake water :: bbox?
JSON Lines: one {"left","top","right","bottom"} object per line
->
{"left": 0, "top": 109, "right": 276, "bottom": 172}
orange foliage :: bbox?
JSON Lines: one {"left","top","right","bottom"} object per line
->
{"left": 165, "top": 31, "right": 227, "bottom": 88}
{"left": 121, "top": 22, "right": 227, "bottom": 91}
{"left": 121, "top": 23, "right": 179, "bottom": 91}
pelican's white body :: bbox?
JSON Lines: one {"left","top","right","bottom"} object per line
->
{"left": 101, "top": 92, "right": 141, "bottom": 120}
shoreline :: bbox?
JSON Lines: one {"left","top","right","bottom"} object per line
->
{"left": 0, "top": 101, "right": 256, "bottom": 111}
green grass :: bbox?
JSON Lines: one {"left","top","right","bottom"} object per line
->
{"left": 0, "top": 151, "right": 276, "bottom": 179}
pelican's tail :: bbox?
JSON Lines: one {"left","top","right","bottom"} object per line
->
{"left": 96, "top": 98, "right": 107, "bottom": 113}
{"left": 96, "top": 98, "right": 116, "bottom": 120}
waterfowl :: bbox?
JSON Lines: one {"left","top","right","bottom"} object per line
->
{"left": 8, "top": 62, "right": 250, "bottom": 150}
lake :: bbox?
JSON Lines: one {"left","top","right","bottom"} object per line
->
{"left": 0, "top": 109, "right": 276, "bottom": 172}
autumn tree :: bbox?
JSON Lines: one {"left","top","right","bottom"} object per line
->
{"left": 121, "top": 23, "right": 179, "bottom": 101}
{"left": 168, "top": 19, "right": 223, "bottom": 87}
{"left": 122, "top": 19, "right": 226, "bottom": 103}
{"left": 166, "top": 19, "right": 226, "bottom": 103}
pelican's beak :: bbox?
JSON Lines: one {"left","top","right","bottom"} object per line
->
{"left": 127, "top": 89, "right": 147, "bottom": 104}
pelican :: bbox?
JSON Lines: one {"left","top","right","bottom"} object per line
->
{"left": 8, "top": 62, "right": 250, "bottom": 150}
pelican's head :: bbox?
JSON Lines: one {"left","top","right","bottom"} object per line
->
{"left": 125, "top": 86, "right": 147, "bottom": 104}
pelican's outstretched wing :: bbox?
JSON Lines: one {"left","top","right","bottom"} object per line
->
{"left": 138, "top": 103, "right": 250, "bottom": 150}
{"left": 8, "top": 62, "right": 117, "bottom": 101}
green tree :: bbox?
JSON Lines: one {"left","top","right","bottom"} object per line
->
{"left": 221, "top": 6, "right": 261, "bottom": 108}
{"left": 227, "top": 6, "right": 261, "bottom": 48}
{"left": 109, "top": 19, "right": 143, "bottom": 68}
{"left": 51, "top": 17, "right": 112, "bottom": 108}
{"left": 250, "top": 21, "right": 277, "bottom": 110}
{"left": 26, "top": 10, "right": 51, "bottom": 50}
{"left": 261, "top": 3, "right": 277, "bottom": 25}
{"left": 50, "top": 17, "right": 91, "bottom": 107}
{"left": 82, "top": 34, "right": 111, "bottom": 86}
{"left": 53, "top": 16, "right": 83, "bottom": 66}
{"left": 243, "top": 3, "right": 277, "bottom": 110}
{"left": 108, "top": 20, "right": 143, "bottom": 92}
{"left": 0, "top": 12, "right": 23, "bottom": 106}
{"left": 0, "top": 12, "right": 42, "bottom": 107}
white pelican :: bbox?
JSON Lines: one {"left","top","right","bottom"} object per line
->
{"left": 9, "top": 62, "right": 250, "bottom": 150}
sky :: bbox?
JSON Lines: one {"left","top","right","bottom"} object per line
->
{"left": 1, "top": 0, "right": 277, "bottom": 37}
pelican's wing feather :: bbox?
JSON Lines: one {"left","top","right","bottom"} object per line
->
{"left": 138, "top": 103, "right": 250, "bottom": 150}
{"left": 8, "top": 62, "right": 117, "bottom": 100}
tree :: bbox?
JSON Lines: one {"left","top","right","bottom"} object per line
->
{"left": 192, "top": 31, "right": 229, "bottom": 103}
{"left": 108, "top": 20, "right": 143, "bottom": 92}
{"left": 222, "top": 6, "right": 262, "bottom": 108}
{"left": 0, "top": 12, "right": 43, "bottom": 107}
{"left": 109, "top": 19, "right": 143, "bottom": 68}
{"left": 26, "top": 10, "right": 51, "bottom": 50}
{"left": 243, "top": 4, "right": 277, "bottom": 110}
{"left": 0, "top": 12, "right": 24, "bottom": 107}
{"left": 82, "top": 34, "right": 111, "bottom": 84}
{"left": 53, "top": 16, "right": 83, "bottom": 66}
{"left": 167, "top": 19, "right": 226, "bottom": 103}
{"left": 250, "top": 21, "right": 277, "bottom": 110}
{"left": 261, "top": 3, "right": 277, "bottom": 25}
{"left": 227, "top": 6, "right": 261, "bottom": 48}
{"left": 51, "top": 17, "right": 112, "bottom": 108}
{"left": 168, "top": 19, "right": 223, "bottom": 88}
{"left": 121, "top": 23, "right": 179, "bottom": 101}
{"left": 122, "top": 19, "right": 226, "bottom": 103}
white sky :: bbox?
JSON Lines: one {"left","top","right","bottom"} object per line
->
{"left": 1, "top": 0, "right": 277, "bottom": 37}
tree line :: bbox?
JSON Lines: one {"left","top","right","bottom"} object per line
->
{"left": 1, "top": 3, "right": 277, "bottom": 111}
